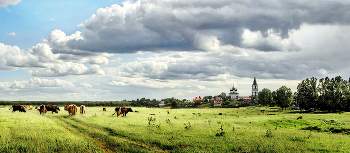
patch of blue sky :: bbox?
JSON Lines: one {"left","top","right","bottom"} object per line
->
{"left": 0, "top": 0, "right": 123, "bottom": 49}
{"left": 0, "top": 69, "right": 32, "bottom": 82}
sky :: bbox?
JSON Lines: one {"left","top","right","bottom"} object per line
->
{"left": 1, "top": 0, "right": 350, "bottom": 101}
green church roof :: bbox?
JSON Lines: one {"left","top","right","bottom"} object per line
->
{"left": 253, "top": 77, "right": 257, "bottom": 85}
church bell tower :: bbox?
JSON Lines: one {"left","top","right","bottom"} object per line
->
{"left": 252, "top": 77, "right": 258, "bottom": 99}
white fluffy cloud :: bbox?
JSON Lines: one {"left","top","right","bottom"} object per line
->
{"left": 0, "top": 0, "right": 21, "bottom": 7}
{"left": 6, "top": 32, "right": 16, "bottom": 36}
{"left": 109, "top": 81, "right": 128, "bottom": 86}
{"left": 5, "top": 77, "right": 74, "bottom": 89}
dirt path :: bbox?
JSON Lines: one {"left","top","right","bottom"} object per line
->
{"left": 49, "top": 116, "right": 166, "bottom": 153}
{"left": 48, "top": 116, "right": 114, "bottom": 153}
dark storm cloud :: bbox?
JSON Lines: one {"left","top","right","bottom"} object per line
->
{"left": 56, "top": 0, "right": 350, "bottom": 54}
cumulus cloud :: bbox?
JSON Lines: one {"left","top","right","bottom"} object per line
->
{"left": 43, "top": 0, "right": 350, "bottom": 54}
{"left": 0, "top": 0, "right": 21, "bottom": 7}
{"left": 0, "top": 42, "right": 107, "bottom": 77}
{"left": 8, "top": 77, "right": 74, "bottom": 89}
{"left": 114, "top": 23, "right": 350, "bottom": 81}
{"left": 80, "top": 83, "right": 92, "bottom": 88}
{"left": 6, "top": 32, "right": 16, "bottom": 36}
{"left": 109, "top": 81, "right": 128, "bottom": 86}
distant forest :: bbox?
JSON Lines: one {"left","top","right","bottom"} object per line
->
{"left": 1, "top": 76, "right": 350, "bottom": 112}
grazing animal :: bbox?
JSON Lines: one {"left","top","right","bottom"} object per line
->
{"left": 45, "top": 105, "right": 60, "bottom": 114}
{"left": 267, "top": 114, "right": 276, "bottom": 115}
{"left": 64, "top": 105, "right": 78, "bottom": 116}
{"left": 35, "top": 106, "right": 38, "bottom": 109}
{"left": 9, "top": 105, "right": 26, "bottom": 112}
{"left": 39, "top": 105, "right": 47, "bottom": 114}
{"left": 80, "top": 105, "right": 86, "bottom": 114}
{"left": 150, "top": 114, "right": 155, "bottom": 115}
{"left": 120, "top": 107, "right": 133, "bottom": 117}
{"left": 167, "top": 110, "right": 170, "bottom": 114}
{"left": 113, "top": 107, "right": 133, "bottom": 117}
{"left": 112, "top": 107, "right": 122, "bottom": 116}
{"left": 28, "top": 105, "right": 33, "bottom": 110}
{"left": 297, "top": 116, "right": 302, "bottom": 120}
{"left": 103, "top": 108, "right": 106, "bottom": 111}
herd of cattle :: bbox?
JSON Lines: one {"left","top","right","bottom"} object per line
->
{"left": 9, "top": 105, "right": 133, "bottom": 117}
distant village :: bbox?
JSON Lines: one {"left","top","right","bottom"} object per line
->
{"left": 155, "top": 77, "right": 259, "bottom": 108}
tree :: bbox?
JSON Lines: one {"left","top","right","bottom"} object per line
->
{"left": 258, "top": 88, "right": 274, "bottom": 106}
{"left": 219, "top": 92, "right": 227, "bottom": 104}
{"left": 296, "top": 77, "right": 319, "bottom": 110}
{"left": 275, "top": 85, "right": 293, "bottom": 110}
{"left": 317, "top": 76, "right": 350, "bottom": 111}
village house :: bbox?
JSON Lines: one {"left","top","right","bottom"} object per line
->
{"left": 212, "top": 97, "right": 223, "bottom": 107}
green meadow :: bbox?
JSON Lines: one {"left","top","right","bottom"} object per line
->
{"left": 1, "top": 106, "right": 350, "bottom": 152}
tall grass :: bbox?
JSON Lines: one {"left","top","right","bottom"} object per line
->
{"left": 1, "top": 106, "right": 350, "bottom": 152}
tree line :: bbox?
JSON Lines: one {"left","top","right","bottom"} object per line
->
{"left": 258, "top": 76, "right": 350, "bottom": 112}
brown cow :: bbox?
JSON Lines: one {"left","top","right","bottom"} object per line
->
{"left": 112, "top": 107, "right": 122, "bottom": 116}
{"left": 112, "top": 107, "right": 133, "bottom": 117}
{"left": 103, "top": 108, "right": 106, "bottom": 111}
{"left": 120, "top": 107, "right": 133, "bottom": 117}
{"left": 45, "top": 105, "right": 60, "bottom": 114}
{"left": 9, "top": 105, "right": 26, "bottom": 112}
{"left": 39, "top": 105, "right": 47, "bottom": 115}
{"left": 65, "top": 105, "right": 78, "bottom": 116}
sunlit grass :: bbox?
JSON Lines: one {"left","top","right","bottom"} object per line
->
{"left": 1, "top": 106, "right": 350, "bottom": 152}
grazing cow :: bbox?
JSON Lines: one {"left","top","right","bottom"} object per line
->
{"left": 112, "top": 107, "right": 133, "bottom": 117}
{"left": 9, "top": 105, "right": 26, "bottom": 112}
{"left": 112, "top": 107, "right": 122, "bottom": 116}
{"left": 65, "top": 105, "right": 78, "bottom": 116}
{"left": 29, "top": 105, "right": 33, "bottom": 110}
{"left": 39, "top": 105, "right": 47, "bottom": 115}
{"left": 45, "top": 105, "right": 60, "bottom": 114}
{"left": 297, "top": 116, "right": 302, "bottom": 120}
{"left": 103, "top": 108, "right": 106, "bottom": 111}
{"left": 80, "top": 105, "right": 86, "bottom": 114}
{"left": 120, "top": 107, "right": 133, "bottom": 117}
{"left": 35, "top": 106, "right": 38, "bottom": 109}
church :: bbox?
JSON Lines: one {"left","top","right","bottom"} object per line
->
{"left": 229, "top": 77, "right": 258, "bottom": 102}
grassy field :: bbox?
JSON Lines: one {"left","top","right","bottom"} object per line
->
{"left": 1, "top": 106, "right": 350, "bottom": 152}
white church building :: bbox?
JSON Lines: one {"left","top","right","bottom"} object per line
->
{"left": 229, "top": 77, "right": 259, "bottom": 102}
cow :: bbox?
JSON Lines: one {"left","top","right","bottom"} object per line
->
{"left": 45, "top": 105, "right": 60, "bottom": 114}
{"left": 103, "top": 108, "right": 106, "bottom": 111}
{"left": 112, "top": 107, "right": 122, "bottom": 116}
{"left": 112, "top": 107, "right": 133, "bottom": 117}
{"left": 297, "top": 116, "right": 303, "bottom": 120}
{"left": 35, "top": 106, "right": 38, "bottom": 109}
{"left": 38, "top": 105, "right": 47, "bottom": 115}
{"left": 120, "top": 107, "right": 133, "bottom": 117}
{"left": 28, "top": 105, "right": 33, "bottom": 110}
{"left": 9, "top": 105, "right": 26, "bottom": 112}
{"left": 80, "top": 105, "right": 86, "bottom": 114}
{"left": 65, "top": 105, "right": 78, "bottom": 116}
